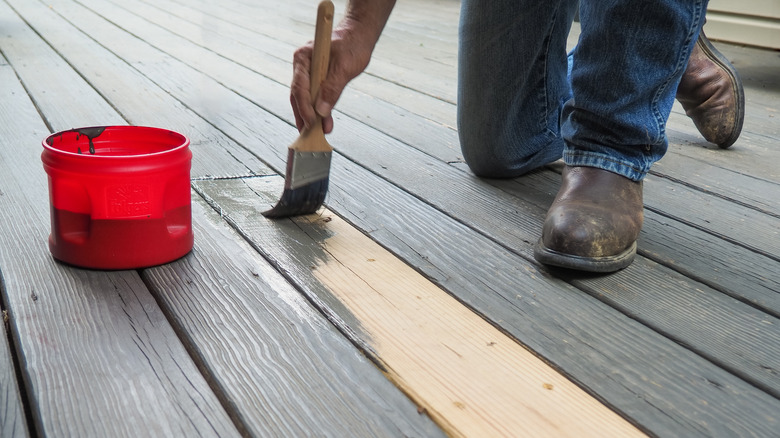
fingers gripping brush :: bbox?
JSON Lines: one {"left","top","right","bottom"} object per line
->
{"left": 263, "top": 0, "right": 335, "bottom": 218}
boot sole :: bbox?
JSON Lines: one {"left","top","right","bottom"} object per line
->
{"left": 697, "top": 32, "right": 745, "bottom": 149}
{"left": 533, "top": 239, "right": 637, "bottom": 273}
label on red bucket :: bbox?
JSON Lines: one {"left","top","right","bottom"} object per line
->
{"left": 42, "top": 126, "right": 193, "bottom": 269}
{"left": 107, "top": 183, "right": 152, "bottom": 218}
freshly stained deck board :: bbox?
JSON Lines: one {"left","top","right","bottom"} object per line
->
{"left": 142, "top": 195, "right": 445, "bottom": 437}
{"left": 194, "top": 178, "right": 645, "bottom": 438}
{"left": 0, "top": 49, "right": 239, "bottom": 437}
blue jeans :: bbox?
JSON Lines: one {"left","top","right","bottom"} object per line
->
{"left": 458, "top": 0, "right": 708, "bottom": 181}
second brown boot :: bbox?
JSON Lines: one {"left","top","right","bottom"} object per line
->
{"left": 676, "top": 31, "right": 745, "bottom": 148}
{"left": 534, "top": 166, "right": 643, "bottom": 273}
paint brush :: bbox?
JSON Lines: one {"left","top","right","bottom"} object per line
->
{"left": 263, "top": 0, "right": 334, "bottom": 218}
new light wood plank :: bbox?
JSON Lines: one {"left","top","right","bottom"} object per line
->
{"left": 193, "top": 177, "right": 645, "bottom": 438}
{"left": 304, "top": 213, "right": 640, "bottom": 438}
{"left": 0, "top": 49, "right": 239, "bottom": 438}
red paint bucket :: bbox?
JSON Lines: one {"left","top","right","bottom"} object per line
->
{"left": 42, "top": 126, "right": 193, "bottom": 269}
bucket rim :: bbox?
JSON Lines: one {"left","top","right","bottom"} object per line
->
{"left": 42, "top": 125, "right": 190, "bottom": 159}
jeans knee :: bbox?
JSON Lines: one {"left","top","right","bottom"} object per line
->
{"left": 461, "top": 143, "right": 515, "bottom": 178}
{"left": 459, "top": 130, "right": 564, "bottom": 179}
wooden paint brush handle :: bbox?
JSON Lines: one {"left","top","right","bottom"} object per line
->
{"left": 291, "top": 0, "right": 334, "bottom": 152}
{"left": 310, "top": 1, "right": 334, "bottom": 115}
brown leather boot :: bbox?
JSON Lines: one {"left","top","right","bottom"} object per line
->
{"left": 676, "top": 31, "right": 745, "bottom": 148}
{"left": 534, "top": 166, "right": 643, "bottom": 272}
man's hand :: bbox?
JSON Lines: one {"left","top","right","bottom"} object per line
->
{"left": 290, "top": 0, "right": 396, "bottom": 133}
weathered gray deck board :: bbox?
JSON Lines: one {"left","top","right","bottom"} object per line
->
{"left": 2, "top": 0, "right": 446, "bottom": 435}
{"left": 2, "top": 0, "right": 779, "bottom": 436}
{"left": 0, "top": 311, "right": 29, "bottom": 438}
{"left": 39, "top": 0, "right": 780, "bottom": 434}
{"left": 121, "top": 0, "right": 780, "bottom": 227}
{"left": 196, "top": 175, "right": 780, "bottom": 438}
{"left": 3, "top": 0, "right": 270, "bottom": 179}
{"left": 0, "top": 47, "right": 239, "bottom": 437}
{"left": 143, "top": 195, "right": 445, "bottom": 437}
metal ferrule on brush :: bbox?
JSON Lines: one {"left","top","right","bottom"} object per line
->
{"left": 286, "top": 150, "right": 333, "bottom": 190}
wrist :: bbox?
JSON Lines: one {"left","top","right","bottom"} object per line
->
{"left": 339, "top": 0, "right": 396, "bottom": 50}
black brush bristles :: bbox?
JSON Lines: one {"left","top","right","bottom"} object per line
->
{"left": 262, "top": 177, "right": 329, "bottom": 218}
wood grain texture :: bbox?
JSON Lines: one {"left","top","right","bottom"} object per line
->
{"left": 4, "top": 0, "right": 779, "bottom": 436}
{"left": 0, "top": 307, "right": 29, "bottom": 438}
{"left": 141, "top": 194, "right": 445, "bottom": 437}
{"left": 0, "top": 4, "right": 440, "bottom": 436}
{"left": 82, "top": 0, "right": 780, "bottom": 315}
{"left": 5, "top": 0, "right": 274, "bottom": 180}
{"left": 193, "top": 177, "right": 645, "bottom": 438}
{"left": 53, "top": 0, "right": 780, "bottom": 432}
{"left": 197, "top": 176, "right": 780, "bottom": 437}
{"left": 0, "top": 15, "right": 238, "bottom": 438}
{"left": 481, "top": 168, "right": 780, "bottom": 316}
{"left": 125, "top": 0, "right": 464, "bottom": 160}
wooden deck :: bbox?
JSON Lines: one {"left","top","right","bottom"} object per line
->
{"left": 1, "top": 0, "right": 779, "bottom": 436}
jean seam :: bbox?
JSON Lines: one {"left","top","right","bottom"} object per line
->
{"left": 650, "top": 0, "right": 705, "bottom": 147}
{"left": 541, "top": 0, "right": 564, "bottom": 138}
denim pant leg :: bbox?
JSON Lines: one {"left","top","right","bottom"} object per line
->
{"left": 562, "top": 0, "right": 709, "bottom": 181}
{"left": 458, "top": 0, "right": 578, "bottom": 178}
